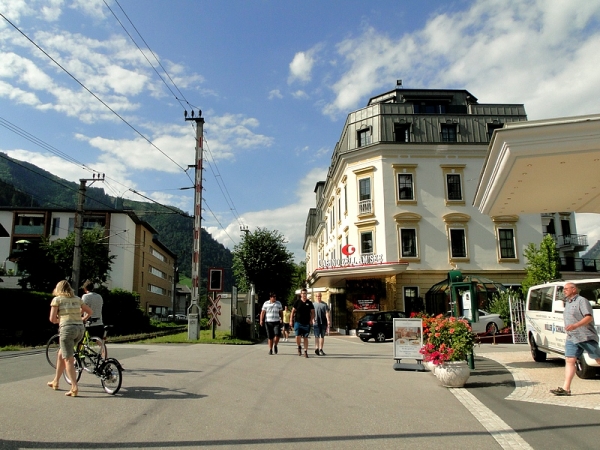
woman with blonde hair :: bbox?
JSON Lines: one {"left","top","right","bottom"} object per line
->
{"left": 47, "top": 280, "right": 93, "bottom": 397}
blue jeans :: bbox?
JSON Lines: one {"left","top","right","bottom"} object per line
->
{"left": 294, "top": 323, "right": 311, "bottom": 338}
{"left": 313, "top": 323, "right": 327, "bottom": 338}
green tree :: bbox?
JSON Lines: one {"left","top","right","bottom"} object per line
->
{"left": 285, "top": 260, "right": 307, "bottom": 306}
{"left": 19, "top": 227, "right": 116, "bottom": 291}
{"left": 232, "top": 227, "right": 295, "bottom": 302}
{"left": 521, "top": 234, "right": 561, "bottom": 296}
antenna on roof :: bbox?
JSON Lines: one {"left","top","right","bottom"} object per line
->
{"left": 396, "top": 79, "right": 403, "bottom": 88}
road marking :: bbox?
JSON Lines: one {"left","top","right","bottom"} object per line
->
{"left": 450, "top": 388, "right": 533, "bottom": 450}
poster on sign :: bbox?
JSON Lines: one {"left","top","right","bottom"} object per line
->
{"left": 393, "top": 318, "right": 423, "bottom": 360}
{"left": 353, "top": 298, "right": 379, "bottom": 311}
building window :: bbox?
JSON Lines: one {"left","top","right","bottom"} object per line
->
{"left": 148, "top": 284, "right": 166, "bottom": 295}
{"left": 394, "top": 123, "right": 410, "bottom": 143}
{"left": 149, "top": 266, "right": 166, "bottom": 279}
{"left": 487, "top": 122, "right": 504, "bottom": 141}
{"left": 449, "top": 229, "right": 467, "bottom": 258}
{"left": 414, "top": 103, "right": 446, "bottom": 114}
{"left": 499, "top": 228, "right": 516, "bottom": 259}
{"left": 400, "top": 228, "right": 417, "bottom": 258}
{"left": 344, "top": 185, "right": 348, "bottom": 213}
{"left": 403, "top": 286, "right": 419, "bottom": 313}
{"left": 150, "top": 246, "right": 166, "bottom": 262}
{"left": 398, "top": 174, "right": 414, "bottom": 200}
{"left": 68, "top": 217, "right": 74, "bottom": 233}
{"left": 446, "top": 174, "right": 462, "bottom": 201}
{"left": 440, "top": 123, "right": 457, "bottom": 142}
{"left": 360, "top": 231, "right": 373, "bottom": 255}
{"left": 358, "top": 128, "right": 371, "bottom": 147}
{"left": 51, "top": 218, "right": 60, "bottom": 236}
{"left": 358, "top": 177, "right": 372, "bottom": 215}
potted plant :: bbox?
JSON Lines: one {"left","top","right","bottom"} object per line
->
{"left": 419, "top": 314, "right": 476, "bottom": 387}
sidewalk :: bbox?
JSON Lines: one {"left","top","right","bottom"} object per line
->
{"left": 474, "top": 343, "right": 600, "bottom": 410}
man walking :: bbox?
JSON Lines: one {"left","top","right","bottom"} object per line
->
{"left": 550, "top": 282, "right": 600, "bottom": 396}
{"left": 81, "top": 280, "right": 104, "bottom": 338}
{"left": 313, "top": 293, "right": 331, "bottom": 356}
{"left": 260, "top": 293, "right": 283, "bottom": 355}
{"left": 290, "top": 288, "right": 314, "bottom": 358}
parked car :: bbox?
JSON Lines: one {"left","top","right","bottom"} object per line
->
{"left": 445, "top": 310, "right": 504, "bottom": 335}
{"left": 356, "top": 310, "right": 406, "bottom": 342}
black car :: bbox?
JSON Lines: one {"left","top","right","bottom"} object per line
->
{"left": 356, "top": 310, "right": 406, "bottom": 342}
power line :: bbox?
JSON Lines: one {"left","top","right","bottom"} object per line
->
{"left": 0, "top": 12, "right": 188, "bottom": 173}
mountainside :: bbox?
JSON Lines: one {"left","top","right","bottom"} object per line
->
{"left": 581, "top": 239, "right": 600, "bottom": 260}
{"left": 0, "top": 152, "right": 233, "bottom": 285}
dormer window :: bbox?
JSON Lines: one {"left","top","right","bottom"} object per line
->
{"left": 440, "top": 123, "right": 457, "bottom": 142}
{"left": 394, "top": 123, "right": 411, "bottom": 143}
{"left": 358, "top": 128, "right": 372, "bottom": 147}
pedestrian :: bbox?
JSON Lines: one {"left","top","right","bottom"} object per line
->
{"left": 550, "top": 282, "right": 600, "bottom": 396}
{"left": 313, "top": 292, "right": 331, "bottom": 356}
{"left": 282, "top": 305, "right": 291, "bottom": 342}
{"left": 47, "top": 280, "right": 93, "bottom": 397}
{"left": 290, "top": 288, "right": 314, "bottom": 358}
{"left": 260, "top": 292, "right": 283, "bottom": 355}
{"left": 81, "top": 280, "right": 104, "bottom": 339}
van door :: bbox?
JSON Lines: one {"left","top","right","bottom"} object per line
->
{"left": 526, "top": 286, "right": 556, "bottom": 352}
{"left": 548, "top": 285, "right": 566, "bottom": 353}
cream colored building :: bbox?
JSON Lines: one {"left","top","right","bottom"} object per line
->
{"left": 303, "top": 86, "right": 588, "bottom": 330}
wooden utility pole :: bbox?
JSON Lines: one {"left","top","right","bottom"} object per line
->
{"left": 72, "top": 174, "right": 105, "bottom": 293}
{"left": 186, "top": 110, "right": 204, "bottom": 338}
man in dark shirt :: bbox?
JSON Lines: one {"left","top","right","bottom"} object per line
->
{"left": 290, "top": 288, "right": 314, "bottom": 358}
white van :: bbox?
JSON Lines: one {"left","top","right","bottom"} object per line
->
{"left": 526, "top": 278, "right": 600, "bottom": 379}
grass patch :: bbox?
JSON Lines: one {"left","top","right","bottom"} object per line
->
{"left": 0, "top": 345, "right": 24, "bottom": 351}
{"left": 134, "top": 330, "right": 254, "bottom": 345}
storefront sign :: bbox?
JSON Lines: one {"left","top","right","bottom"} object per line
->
{"left": 393, "top": 318, "right": 423, "bottom": 360}
{"left": 318, "top": 253, "right": 384, "bottom": 269}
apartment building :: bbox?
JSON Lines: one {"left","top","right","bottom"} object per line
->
{"left": 304, "top": 85, "right": 587, "bottom": 330}
{"left": 0, "top": 207, "right": 176, "bottom": 315}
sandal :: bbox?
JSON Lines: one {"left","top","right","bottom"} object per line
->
{"left": 47, "top": 381, "right": 59, "bottom": 390}
{"left": 549, "top": 387, "right": 571, "bottom": 396}
{"left": 65, "top": 389, "right": 78, "bottom": 397}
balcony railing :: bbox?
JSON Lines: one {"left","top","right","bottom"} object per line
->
{"left": 560, "top": 257, "right": 600, "bottom": 273}
{"left": 14, "top": 225, "right": 44, "bottom": 235}
{"left": 557, "top": 234, "right": 588, "bottom": 247}
{"left": 358, "top": 199, "right": 373, "bottom": 215}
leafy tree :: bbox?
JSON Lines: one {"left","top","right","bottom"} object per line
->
{"left": 18, "top": 227, "right": 115, "bottom": 291}
{"left": 521, "top": 234, "right": 561, "bottom": 296}
{"left": 232, "top": 227, "right": 295, "bottom": 302}
{"left": 285, "top": 261, "right": 307, "bottom": 306}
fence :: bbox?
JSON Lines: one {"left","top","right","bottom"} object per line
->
{"left": 509, "top": 296, "right": 527, "bottom": 344}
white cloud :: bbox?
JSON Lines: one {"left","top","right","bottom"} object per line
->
{"left": 268, "top": 89, "right": 282, "bottom": 99}
{"left": 288, "top": 45, "right": 321, "bottom": 84}
{"left": 322, "top": 0, "right": 600, "bottom": 119}
{"left": 206, "top": 166, "right": 327, "bottom": 261}
{"left": 291, "top": 90, "right": 308, "bottom": 99}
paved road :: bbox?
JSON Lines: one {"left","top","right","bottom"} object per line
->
{"left": 0, "top": 337, "right": 599, "bottom": 449}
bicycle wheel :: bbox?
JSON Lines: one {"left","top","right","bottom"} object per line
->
{"left": 63, "top": 355, "right": 83, "bottom": 385}
{"left": 100, "top": 358, "right": 122, "bottom": 395}
{"left": 82, "top": 336, "right": 107, "bottom": 372}
{"left": 45, "top": 334, "right": 60, "bottom": 369}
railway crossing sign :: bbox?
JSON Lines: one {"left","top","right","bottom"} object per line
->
{"left": 208, "top": 294, "right": 222, "bottom": 326}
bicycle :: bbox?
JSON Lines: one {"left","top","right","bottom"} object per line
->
{"left": 45, "top": 322, "right": 123, "bottom": 395}
{"left": 46, "top": 319, "right": 109, "bottom": 370}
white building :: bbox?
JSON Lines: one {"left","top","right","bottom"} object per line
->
{"left": 303, "top": 86, "right": 587, "bottom": 331}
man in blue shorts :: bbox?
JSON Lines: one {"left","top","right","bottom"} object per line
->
{"left": 313, "top": 293, "right": 331, "bottom": 356}
{"left": 550, "top": 282, "right": 600, "bottom": 396}
{"left": 260, "top": 293, "right": 283, "bottom": 355}
{"left": 290, "top": 288, "right": 314, "bottom": 358}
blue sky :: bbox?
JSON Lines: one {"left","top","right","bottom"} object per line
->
{"left": 1, "top": 0, "right": 600, "bottom": 261}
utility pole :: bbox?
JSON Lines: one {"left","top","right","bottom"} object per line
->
{"left": 186, "top": 109, "right": 204, "bottom": 339}
{"left": 72, "top": 174, "right": 105, "bottom": 293}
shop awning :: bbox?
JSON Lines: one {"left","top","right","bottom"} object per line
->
{"left": 473, "top": 114, "right": 600, "bottom": 216}
{"left": 307, "top": 262, "right": 409, "bottom": 288}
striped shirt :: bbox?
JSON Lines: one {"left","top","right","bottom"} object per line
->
{"left": 262, "top": 300, "right": 283, "bottom": 322}
{"left": 51, "top": 296, "right": 84, "bottom": 326}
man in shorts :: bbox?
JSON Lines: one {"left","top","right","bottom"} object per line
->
{"left": 81, "top": 280, "right": 104, "bottom": 339}
{"left": 290, "top": 288, "right": 314, "bottom": 358}
{"left": 550, "top": 282, "right": 600, "bottom": 396}
{"left": 260, "top": 293, "right": 283, "bottom": 355}
{"left": 313, "top": 293, "right": 331, "bottom": 356}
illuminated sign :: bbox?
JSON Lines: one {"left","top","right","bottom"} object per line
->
{"left": 318, "top": 253, "right": 385, "bottom": 269}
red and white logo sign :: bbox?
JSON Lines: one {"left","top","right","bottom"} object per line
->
{"left": 341, "top": 244, "right": 356, "bottom": 256}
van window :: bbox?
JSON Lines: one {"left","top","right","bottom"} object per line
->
{"left": 528, "top": 286, "right": 554, "bottom": 312}
{"left": 539, "top": 287, "right": 554, "bottom": 312}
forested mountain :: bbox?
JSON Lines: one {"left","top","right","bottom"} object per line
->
{"left": 0, "top": 152, "right": 233, "bottom": 287}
